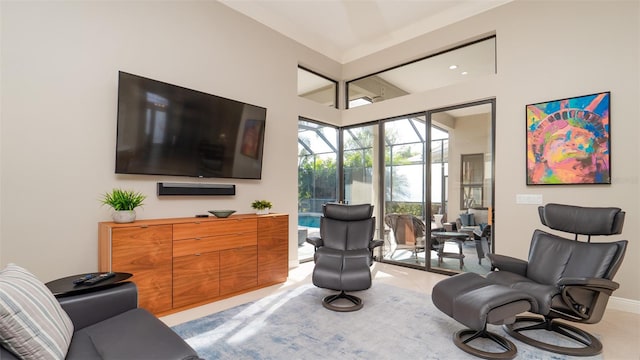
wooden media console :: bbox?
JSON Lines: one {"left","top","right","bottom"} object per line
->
{"left": 98, "top": 213, "right": 288, "bottom": 315}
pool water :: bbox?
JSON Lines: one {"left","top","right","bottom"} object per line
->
{"left": 298, "top": 214, "right": 321, "bottom": 228}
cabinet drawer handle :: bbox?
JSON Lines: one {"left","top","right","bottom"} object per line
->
{"left": 194, "top": 253, "right": 201, "bottom": 256}
{"left": 195, "top": 237, "right": 201, "bottom": 240}
{"left": 140, "top": 225, "right": 149, "bottom": 229}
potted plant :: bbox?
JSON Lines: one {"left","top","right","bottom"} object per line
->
{"left": 101, "top": 188, "right": 146, "bottom": 223}
{"left": 251, "top": 200, "right": 272, "bottom": 215}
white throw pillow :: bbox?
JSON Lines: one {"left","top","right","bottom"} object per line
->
{"left": 0, "top": 264, "right": 74, "bottom": 359}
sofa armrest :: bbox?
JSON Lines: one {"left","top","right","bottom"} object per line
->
{"left": 58, "top": 282, "right": 138, "bottom": 330}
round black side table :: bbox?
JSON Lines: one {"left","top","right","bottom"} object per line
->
{"left": 45, "top": 272, "right": 132, "bottom": 297}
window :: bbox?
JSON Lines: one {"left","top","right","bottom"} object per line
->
{"left": 346, "top": 36, "right": 496, "bottom": 108}
{"left": 431, "top": 127, "right": 449, "bottom": 220}
{"left": 297, "top": 67, "right": 338, "bottom": 108}
{"left": 298, "top": 118, "right": 339, "bottom": 262}
{"left": 343, "top": 124, "right": 377, "bottom": 206}
{"left": 384, "top": 115, "right": 426, "bottom": 218}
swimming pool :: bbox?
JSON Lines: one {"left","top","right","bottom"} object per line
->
{"left": 298, "top": 213, "right": 321, "bottom": 228}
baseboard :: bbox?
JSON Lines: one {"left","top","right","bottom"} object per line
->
{"left": 608, "top": 296, "right": 640, "bottom": 314}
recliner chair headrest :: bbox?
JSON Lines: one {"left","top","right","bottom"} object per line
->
{"left": 538, "top": 203, "right": 625, "bottom": 236}
{"left": 323, "top": 203, "right": 373, "bottom": 221}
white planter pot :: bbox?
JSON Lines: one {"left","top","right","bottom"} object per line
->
{"left": 112, "top": 210, "right": 136, "bottom": 223}
{"left": 255, "top": 208, "right": 270, "bottom": 215}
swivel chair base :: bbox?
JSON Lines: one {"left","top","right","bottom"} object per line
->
{"left": 322, "top": 290, "right": 363, "bottom": 312}
{"left": 454, "top": 328, "right": 517, "bottom": 360}
{"left": 504, "top": 316, "right": 602, "bottom": 356}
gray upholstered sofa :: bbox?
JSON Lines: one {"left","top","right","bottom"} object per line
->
{"left": 0, "top": 281, "right": 200, "bottom": 360}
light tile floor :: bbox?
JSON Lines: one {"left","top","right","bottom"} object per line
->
{"left": 161, "top": 262, "right": 640, "bottom": 359}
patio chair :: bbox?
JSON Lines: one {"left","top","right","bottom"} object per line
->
{"left": 384, "top": 213, "right": 426, "bottom": 259}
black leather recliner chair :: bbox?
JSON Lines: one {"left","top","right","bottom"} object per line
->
{"left": 487, "top": 203, "right": 627, "bottom": 356}
{"left": 306, "top": 203, "right": 383, "bottom": 312}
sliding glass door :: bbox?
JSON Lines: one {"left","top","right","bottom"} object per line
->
{"left": 374, "top": 100, "right": 494, "bottom": 274}
{"left": 381, "top": 115, "right": 427, "bottom": 268}
{"left": 427, "top": 100, "right": 495, "bottom": 275}
{"left": 297, "top": 100, "right": 494, "bottom": 274}
{"left": 297, "top": 118, "right": 339, "bottom": 262}
{"left": 342, "top": 123, "right": 382, "bottom": 240}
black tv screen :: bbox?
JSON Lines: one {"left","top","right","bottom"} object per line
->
{"left": 116, "top": 72, "right": 266, "bottom": 179}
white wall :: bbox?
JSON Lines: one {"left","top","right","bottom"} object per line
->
{"left": 447, "top": 113, "right": 492, "bottom": 218}
{"left": 1, "top": 0, "right": 638, "bottom": 303}
{"left": 0, "top": 1, "right": 339, "bottom": 279}
{"left": 343, "top": 0, "right": 639, "bottom": 302}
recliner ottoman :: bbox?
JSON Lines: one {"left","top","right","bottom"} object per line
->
{"left": 432, "top": 272, "right": 536, "bottom": 359}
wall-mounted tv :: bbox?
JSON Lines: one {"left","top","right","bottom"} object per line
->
{"left": 116, "top": 71, "right": 266, "bottom": 179}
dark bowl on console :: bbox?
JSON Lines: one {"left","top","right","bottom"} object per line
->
{"left": 208, "top": 210, "right": 236, "bottom": 218}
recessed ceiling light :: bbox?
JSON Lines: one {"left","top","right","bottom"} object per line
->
{"left": 449, "top": 65, "right": 458, "bottom": 70}
{"left": 461, "top": 71, "right": 468, "bottom": 75}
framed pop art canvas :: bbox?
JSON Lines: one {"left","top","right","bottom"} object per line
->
{"left": 526, "top": 92, "right": 611, "bottom": 185}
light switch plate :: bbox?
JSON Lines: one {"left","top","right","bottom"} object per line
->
{"left": 516, "top": 194, "right": 543, "bottom": 204}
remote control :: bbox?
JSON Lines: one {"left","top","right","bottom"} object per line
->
{"left": 73, "top": 273, "right": 98, "bottom": 285}
{"left": 83, "top": 272, "right": 116, "bottom": 285}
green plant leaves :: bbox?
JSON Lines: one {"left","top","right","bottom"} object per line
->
{"left": 251, "top": 200, "right": 272, "bottom": 210}
{"left": 101, "top": 189, "right": 146, "bottom": 211}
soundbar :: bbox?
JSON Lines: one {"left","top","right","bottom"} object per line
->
{"left": 157, "top": 182, "right": 236, "bottom": 196}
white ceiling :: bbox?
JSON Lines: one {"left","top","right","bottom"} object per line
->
{"left": 220, "top": 0, "right": 511, "bottom": 63}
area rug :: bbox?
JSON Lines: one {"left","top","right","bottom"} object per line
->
{"left": 172, "top": 283, "right": 602, "bottom": 360}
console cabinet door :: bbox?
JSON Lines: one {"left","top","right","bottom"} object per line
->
{"left": 99, "top": 214, "right": 287, "bottom": 315}
{"left": 258, "top": 215, "right": 289, "bottom": 286}
{"left": 219, "top": 246, "right": 257, "bottom": 296}
{"left": 173, "top": 252, "right": 220, "bottom": 309}
{"left": 111, "top": 225, "right": 172, "bottom": 314}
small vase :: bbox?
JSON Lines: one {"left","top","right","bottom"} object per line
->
{"left": 256, "top": 208, "right": 270, "bottom": 215}
{"left": 113, "top": 210, "right": 136, "bottom": 223}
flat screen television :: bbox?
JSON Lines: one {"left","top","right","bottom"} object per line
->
{"left": 116, "top": 71, "right": 266, "bottom": 179}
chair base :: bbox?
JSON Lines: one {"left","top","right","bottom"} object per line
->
{"left": 503, "top": 315, "right": 602, "bottom": 356}
{"left": 453, "top": 329, "right": 517, "bottom": 360}
{"left": 322, "top": 290, "right": 363, "bottom": 312}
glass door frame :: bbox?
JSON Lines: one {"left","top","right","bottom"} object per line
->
{"left": 297, "top": 117, "right": 340, "bottom": 263}
{"left": 377, "top": 113, "right": 429, "bottom": 271}
{"left": 297, "top": 98, "right": 495, "bottom": 274}
{"left": 426, "top": 98, "right": 496, "bottom": 275}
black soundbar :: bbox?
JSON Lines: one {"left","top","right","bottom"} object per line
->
{"left": 157, "top": 182, "right": 236, "bottom": 196}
